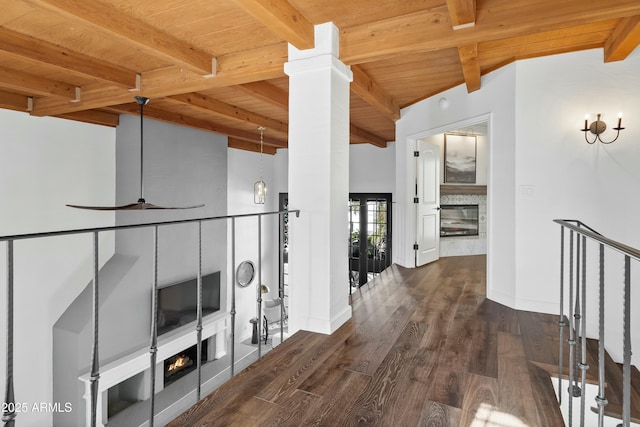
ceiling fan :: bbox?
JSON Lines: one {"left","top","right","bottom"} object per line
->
{"left": 67, "top": 96, "right": 204, "bottom": 210}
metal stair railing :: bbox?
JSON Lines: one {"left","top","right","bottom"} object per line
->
{"left": 1, "top": 209, "right": 299, "bottom": 427}
{"left": 555, "top": 219, "right": 639, "bottom": 427}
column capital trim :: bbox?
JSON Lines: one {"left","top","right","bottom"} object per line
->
{"left": 284, "top": 54, "right": 353, "bottom": 82}
{"left": 288, "top": 22, "right": 339, "bottom": 60}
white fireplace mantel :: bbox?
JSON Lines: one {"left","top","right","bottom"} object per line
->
{"left": 79, "top": 311, "right": 228, "bottom": 427}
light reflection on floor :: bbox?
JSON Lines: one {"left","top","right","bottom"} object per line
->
{"left": 470, "top": 403, "right": 529, "bottom": 427}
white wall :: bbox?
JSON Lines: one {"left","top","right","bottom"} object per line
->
{"left": 349, "top": 143, "right": 396, "bottom": 194}
{"left": 395, "top": 65, "right": 517, "bottom": 307}
{"left": 227, "top": 147, "right": 279, "bottom": 342}
{"left": 0, "top": 110, "right": 116, "bottom": 427}
{"left": 513, "top": 48, "right": 640, "bottom": 364}
{"left": 273, "top": 144, "right": 396, "bottom": 196}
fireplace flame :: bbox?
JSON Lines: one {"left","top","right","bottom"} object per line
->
{"left": 168, "top": 354, "right": 189, "bottom": 372}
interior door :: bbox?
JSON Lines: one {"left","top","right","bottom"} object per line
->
{"left": 415, "top": 140, "right": 440, "bottom": 266}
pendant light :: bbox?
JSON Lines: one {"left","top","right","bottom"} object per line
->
{"left": 253, "top": 126, "right": 267, "bottom": 204}
{"left": 67, "top": 96, "right": 204, "bottom": 210}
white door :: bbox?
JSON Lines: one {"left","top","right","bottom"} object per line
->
{"left": 415, "top": 140, "right": 440, "bottom": 266}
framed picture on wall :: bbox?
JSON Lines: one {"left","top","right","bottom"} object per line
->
{"left": 444, "top": 134, "right": 477, "bottom": 183}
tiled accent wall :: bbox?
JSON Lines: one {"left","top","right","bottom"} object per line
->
{"left": 439, "top": 194, "right": 487, "bottom": 256}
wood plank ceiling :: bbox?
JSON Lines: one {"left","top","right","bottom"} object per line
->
{"left": 1, "top": 0, "right": 639, "bottom": 153}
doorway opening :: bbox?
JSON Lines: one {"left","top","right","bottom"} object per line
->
{"left": 415, "top": 120, "right": 488, "bottom": 263}
{"left": 348, "top": 193, "right": 392, "bottom": 291}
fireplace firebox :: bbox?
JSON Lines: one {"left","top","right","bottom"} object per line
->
{"left": 440, "top": 204, "right": 479, "bottom": 237}
{"left": 163, "top": 340, "right": 208, "bottom": 387}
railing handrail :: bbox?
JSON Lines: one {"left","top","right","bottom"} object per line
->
{"left": 2, "top": 207, "right": 301, "bottom": 426}
{"left": 0, "top": 209, "right": 300, "bottom": 242}
{"left": 555, "top": 218, "right": 635, "bottom": 426}
{"left": 554, "top": 219, "right": 640, "bottom": 262}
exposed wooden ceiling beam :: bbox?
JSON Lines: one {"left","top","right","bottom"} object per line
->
{"left": 0, "top": 27, "right": 137, "bottom": 89}
{"left": 55, "top": 110, "right": 120, "bottom": 127}
{"left": 350, "top": 125, "right": 388, "bottom": 148}
{"left": 457, "top": 43, "right": 481, "bottom": 92}
{"left": 447, "top": 0, "right": 476, "bottom": 29}
{"left": 604, "top": 15, "right": 640, "bottom": 62}
{"left": 31, "top": 0, "right": 216, "bottom": 75}
{"left": 107, "top": 103, "right": 288, "bottom": 148}
{"left": 167, "top": 93, "right": 288, "bottom": 134}
{"left": 31, "top": 44, "right": 288, "bottom": 116}
{"left": 231, "top": 0, "right": 401, "bottom": 125}
{"left": 0, "top": 90, "right": 29, "bottom": 112}
{"left": 228, "top": 137, "right": 278, "bottom": 154}
{"left": 341, "top": 0, "right": 640, "bottom": 64}
{"left": 351, "top": 66, "right": 400, "bottom": 121}
{"left": 0, "top": 65, "right": 76, "bottom": 99}
{"left": 236, "top": 80, "right": 389, "bottom": 147}
{"left": 231, "top": 0, "right": 314, "bottom": 50}
{"left": 236, "top": 81, "right": 288, "bottom": 109}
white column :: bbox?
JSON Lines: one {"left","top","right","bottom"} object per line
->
{"left": 284, "top": 22, "right": 353, "bottom": 335}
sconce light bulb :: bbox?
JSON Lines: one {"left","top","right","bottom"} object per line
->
{"left": 618, "top": 112, "right": 623, "bottom": 118}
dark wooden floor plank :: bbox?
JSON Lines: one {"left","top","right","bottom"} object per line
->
{"left": 169, "top": 254, "right": 640, "bottom": 427}
{"left": 459, "top": 373, "right": 499, "bottom": 426}
{"left": 497, "top": 331, "right": 542, "bottom": 426}
{"left": 258, "top": 390, "right": 322, "bottom": 427}
{"left": 255, "top": 320, "right": 357, "bottom": 403}
{"left": 168, "top": 330, "right": 326, "bottom": 426}
{"left": 296, "top": 339, "right": 352, "bottom": 397}
{"left": 467, "top": 319, "right": 498, "bottom": 378}
{"left": 527, "top": 363, "right": 566, "bottom": 427}
{"left": 390, "top": 349, "right": 438, "bottom": 425}
{"left": 340, "top": 298, "right": 417, "bottom": 376}
{"left": 418, "top": 401, "right": 461, "bottom": 427}
{"left": 341, "top": 319, "right": 427, "bottom": 424}
{"left": 192, "top": 395, "right": 277, "bottom": 427}
{"left": 298, "top": 370, "right": 371, "bottom": 426}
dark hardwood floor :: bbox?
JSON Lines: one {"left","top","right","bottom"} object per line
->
{"left": 168, "top": 255, "right": 568, "bottom": 426}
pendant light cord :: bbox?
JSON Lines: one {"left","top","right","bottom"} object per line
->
{"left": 259, "top": 126, "right": 265, "bottom": 180}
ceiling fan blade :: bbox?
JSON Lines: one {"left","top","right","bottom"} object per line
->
{"left": 66, "top": 202, "right": 204, "bottom": 210}
{"left": 66, "top": 202, "right": 143, "bottom": 211}
{"left": 137, "top": 202, "right": 206, "bottom": 210}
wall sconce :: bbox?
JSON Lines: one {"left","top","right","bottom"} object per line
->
{"left": 581, "top": 113, "right": 625, "bottom": 144}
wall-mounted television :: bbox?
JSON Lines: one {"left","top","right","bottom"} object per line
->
{"left": 157, "top": 271, "right": 220, "bottom": 335}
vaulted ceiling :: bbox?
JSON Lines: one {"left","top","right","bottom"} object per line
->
{"left": 1, "top": 0, "right": 639, "bottom": 153}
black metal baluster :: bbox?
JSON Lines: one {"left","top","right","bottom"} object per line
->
{"left": 230, "top": 217, "right": 236, "bottom": 377}
{"left": 568, "top": 230, "right": 575, "bottom": 426}
{"left": 573, "top": 231, "right": 582, "bottom": 398}
{"left": 595, "top": 243, "right": 607, "bottom": 427}
{"left": 2, "top": 241, "right": 16, "bottom": 427}
{"left": 89, "top": 233, "right": 100, "bottom": 427}
{"left": 149, "top": 226, "right": 159, "bottom": 427}
{"left": 559, "top": 226, "right": 566, "bottom": 405}
{"left": 622, "top": 255, "right": 631, "bottom": 427}
{"left": 279, "top": 212, "right": 285, "bottom": 345}
{"left": 196, "top": 221, "right": 203, "bottom": 401}
{"left": 257, "top": 214, "right": 263, "bottom": 358}
{"left": 579, "top": 236, "right": 589, "bottom": 426}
